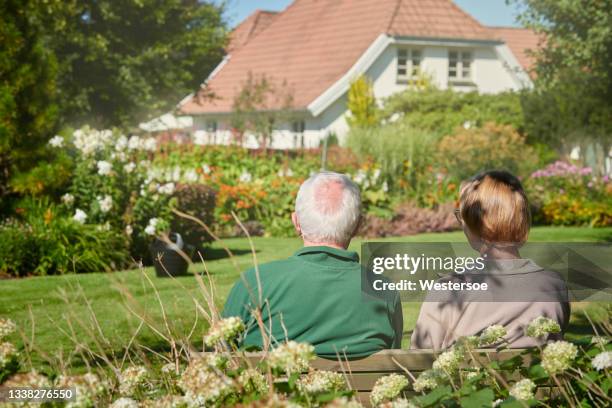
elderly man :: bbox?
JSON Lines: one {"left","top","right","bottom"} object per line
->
{"left": 222, "top": 171, "right": 403, "bottom": 358}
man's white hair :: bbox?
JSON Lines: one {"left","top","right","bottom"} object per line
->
{"left": 295, "top": 171, "right": 361, "bottom": 246}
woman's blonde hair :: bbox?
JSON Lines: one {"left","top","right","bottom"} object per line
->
{"left": 458, "top": 170, "right": 530, "bottom": 244}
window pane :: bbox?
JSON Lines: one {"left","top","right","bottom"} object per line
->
{"left": 398, "top": 49, "right": 407, "bottom": 58}
{"left": 449, "top": 51, "right": 458, "bottom": 60}
{"left": 462, "top": 52, "right": 472, "bottom": 61}
{"left": 413, "top": 50, "right": 421, "bottom": 59}
{"left": 398, "top": 68, "right": 407, "bottom": 76}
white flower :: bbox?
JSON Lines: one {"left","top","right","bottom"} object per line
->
{"left": 128, "top": 136, "right": 142, "bottom": 150}
{"left": 592, "top": 351, "right": 612, "bottom": 371}
{"left": 143, "top": 138, "right": 157, "bottom": 152}
{"left": 56, "top": 373, "right": 106, "bottom": 408}
{"left": 61, "top": 193, "right": 75, "bottom": 206}
{"left": 432, "top": 347, "right": 464, "bottom": 374}
{"left": 326, "top": 397, "right": 365, "bottom": 408}
{"left": 204, "top": 317, "right": 245, "bottom": 347}
{"left": 97, "top": 160, "right": 113, "bottom": 176}
{"left": 179, "top": 358, "right": 234, "bottom": 406}
{"left": 268, "top": 341, "right": 315, "bottom": 374}
{"left": 0, "top": 342, "right": 17, "bottom": 368}
{"left": 144, "top": 218, "right": 159, "bottom": 236}
{"left": 492, "top": 399, "right": 504, "bottom": 407}
{"left": 97, "top": 195, "right": 113, "bottom": 213}
{"left": 353, "top": 169, "right": 367, "bottom": 185}
{"left": 463, "top": 121, "right": 473, "bottom": 130}
{"left": 158, "top": 182, "right": 175, "bottom": 195}
{"left": 115, "top": 135, "right": 128, "bottom": 151}
{"left": 297, "top": 371, "right": 347, "bottom": 394}
{"left": 110, "top": 397, "right": 139, "bottom": 408}
{"left": 73, "top": 127, "right": 113, "bottom": 156}
{"left": 509, "top": 379, "right": 535, "bottom": 401}
{"left": 202, "top": 164, "right": 211, "bottom": 174}
{"left": 370, "top": 374, "right": 409, "bottom": 406}
{"left": 541, "top": 341, "right": 578, "bottom": 374}
{"left": 591, "top": 336, "right": 609, "bottom": 347}
{"left": 3, "top": 370, "right": 50, "bottom": 389}
{"left": 239, "top": 170, "right": 252, "bottom": 183}
{"left": 412, "top": 369, "right": 439, "bottom": 393}
{"left": 97, "top": 222, "right": 111, "bottom": 232}
{"left": 161, "top": 363, "right": 177, "bottom": 375}
{"left": 238, "top": 368, "right": 269, "bottom": 394}
{"left": 478, "top": 325, "right": 507, "bottom": 346}
{"left": 381, "top": 399, "right": 417, "bottom": 408}
{"left": 184, "top": 169, "right": 198, "bottom": 183}
{"left": 123, "top": 162, "right": 136, "bottom": 174}
{"left": 48, "top": 135, "right": 64, "bottom": 148}
{"left": 193, "top": 132, "right": 207, "bottom": 146}
{"left": 73, "top": 209, "right": 87, "bottom": 224}
{"left": 0, "top": 318, "right": 16, "bottom": 339}
{"left": 118, "top": 365, "right": 148, "bottom": 396}
{"left": 125, "top": 225, "right": 133, "bottom": 236}
{"left": 382, "top": 181, "right": 389, "bottom": 192}
{"left": 373, "top": 168, "right": 381, "bottom": 181}
{"left": 525, "top": 316, "right": 561, "bottom": 338}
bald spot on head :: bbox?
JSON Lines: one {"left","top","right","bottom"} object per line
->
{"left": 313, "top": 179, "right": 344, "bottom": 215}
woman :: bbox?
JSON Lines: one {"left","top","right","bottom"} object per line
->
{"left": 411, "top": 170, "right": 570, "bottom": 349}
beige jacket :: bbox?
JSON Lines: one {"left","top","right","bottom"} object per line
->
{"left": 410, "top": 259, "right": 570, "bottom": 350}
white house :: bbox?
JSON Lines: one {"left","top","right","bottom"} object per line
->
{"left": 177, "top": 0, "right": 540, "bottom": 149}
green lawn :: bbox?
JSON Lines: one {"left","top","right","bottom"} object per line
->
{"left": 1, "top": 226, "right": 610, "bottom": 370}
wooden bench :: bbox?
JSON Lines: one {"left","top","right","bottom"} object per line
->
{"left": 238, "top": 349, "right": 551, "bottom": 406}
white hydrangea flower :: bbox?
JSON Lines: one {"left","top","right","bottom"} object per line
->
{"left": 412, "top": 369, "right": 439, "bottom": 393}
{"left": 160, "top": 362, "right": 178, "bottom": 375}
{"left": 97, "top": 195, "right": 113, "bottom": 213}
{"left": 61, "top": 193, "right": 75, "bottom": 206}
{"left": 509, "top": 378, "right": 535, "bottom": 401}
{"left": 379, "top": 398, "right": 417, "bottom": 408}
{"left": 97, "top": 160, "right": 113, "bottom": 176}
{"left": 56, "top": 372, "right": 106, "bottom": 408}
{"left": 478, "top": 325, "right": 507, "bottom": 346}
{"left": 541, "top": 341, "right": 578, "bottom": 375}
{"left": 525, "top": 316, "right": 561, "bottom": 338}
{"left": 125, "top": 225, "right": 133, "bottom": 236}
{"left": 158, "top": 182, "right": 176, "bottom": 195}
{"left": 203, "top": 317, "right": 245, "bottom": 347}
{"left": 73, "top": 209, "right": 87, "bottom": 224}
{"left": 128, "top": 136, "right": 142, "bottom": 150}
{"left": 179, "top": 358, "right": 234, "bottom": 406}
{"left": 73, "top": 128, "right": 112, "bottom": 156}
{"left": 0, "top": 318, "right": 17, "bottom": 339}
{"left": 110, "top": 397, "right": 139, "bottom": 408}
{"left": 48, "top": 135, "right": 64, "bottom": 148}
{"left": 3, "top": 370, "right": 50, "bottom": 389}
{"left": 115, "top": 135, "right": 128, "bottom": 151}
{"left": 268, "top": 341, "right": 315, "bottom": 374}
{"left": 432, "top": 347, "right": 464, "bottom": 374}
{"left": 296, "top": 370, "right": 347, "bottom": 395}
{"left": 370, "top": 374, "right": 409, "bottom": 406}
{"left": 184, "top": 169, "right": 198, "bottom": 183}
{"left": 382, "top": 181, "right": 389, "bottom": 192}
{"left": 591, "top": 336, "right": 609, "bottom": 347}
{"left": 143, "top": 138, "right": 157, "bottom": 152}
{"left": 238, "top": 368, "right": 269, "bottom": 395}
{"left": 144, "top": 218, "right": 159, "bottom": 236}
{"left": 592, "top": 351, "right": 612, "bottom": 371}
{"left": 0, "top": 342, "right": 18, "bottom": 368}
{"left": 118, "top": 365, "right": 148, "bottom": 396}
{"left": 123, "top": 162, "right": 136, "bottom": 174}
{"left": 325, "top": 397, "right": 364, "bottom": 408}
{"left": 239, "top": 170, "right": 252, "bottom": 183}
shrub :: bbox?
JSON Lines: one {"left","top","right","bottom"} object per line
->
{"left": 0, "top": 198, "right": 129, "bottom": 276}
{"left": 382, "top": 88, "right": 525, "bottom": 137}
{"left": 437, "top": 123, "right": 538, "bottom": 182}
{"left": 171, "top": 183, "right": 216, "bottom": 249}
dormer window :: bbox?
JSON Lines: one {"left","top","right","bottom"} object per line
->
{"left": 448, "top": 50, "right": 473, "bottom": 82}
{"left": 397, "top": 48, "right": 422, "bottom": 83}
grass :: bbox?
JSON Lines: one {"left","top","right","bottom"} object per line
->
{"left": 1, "top": 226, "right": 610, "bottom": 370}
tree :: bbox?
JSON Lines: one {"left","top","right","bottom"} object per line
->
{"left": 231, "top": 73, "right": 295, "bottom": 150}
{"left": 346, "top": 75, "right": 378, "bottom": 129}
{"left": 43, "top": 0, "right": 228, "bottom": 128}
{"left": 514, "top": 0, "right": 612, "bottom": 168}
{"left": 0, "top": 0, "right": 59, "bottom": 202}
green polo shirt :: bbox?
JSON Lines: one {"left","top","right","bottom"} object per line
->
{"left": 222, "top": 246, "right": 403, "bottom": 358}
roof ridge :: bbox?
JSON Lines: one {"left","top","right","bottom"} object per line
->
{"left": 386, "top": 0, "right": 403, "bottom": 33}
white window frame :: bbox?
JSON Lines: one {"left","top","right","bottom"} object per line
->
{"left": 292, "top": 120, "right": 305, "bottom": 148}
{"left": 448, "top": 50, "right": 473, "bottom": 83}
{"left": 397, "top": 48, "right": 422, "bottom": 83}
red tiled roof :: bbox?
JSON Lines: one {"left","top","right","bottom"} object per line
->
{"left": 489, "top": 26, "right": 541, "bottom": 73}
{"left": 180, "top": 0, "right": 500, "bottom": 115}
{"left": 227, "top": 10, "right": 278, "bottom": 53}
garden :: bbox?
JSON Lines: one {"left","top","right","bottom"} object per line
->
{"left": 1, "top": 0, "right": 611, "bottom": 406}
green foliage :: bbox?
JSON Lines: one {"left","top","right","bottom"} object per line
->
{"left": 437, "top": 122, "right": 538, "bottom": 182}
{"left": 382, "top": 89, "right": 525, "bottom": 137}
{"left": 347, "top": 75, "right": 379, "bottom": 128}
{"left": 171, "top": 184, "right": 216, "bottom": 250}
{"left": 0, "top": 198, "right": 129, "bottom": 277}
{"left": 0, "top": 0, "right": 59, "bottom": 200}
{"left": 41, "top": 0, "right": 228, "bottom": 128}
